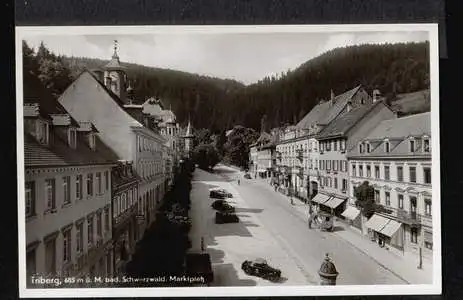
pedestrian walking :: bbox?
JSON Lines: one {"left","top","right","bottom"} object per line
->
{"left": 238, "top": 179, "right": 240, "bottom": 185}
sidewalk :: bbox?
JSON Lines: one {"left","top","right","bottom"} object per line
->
{"left": 243, "top": 173, "right": 433, "bottom": 285}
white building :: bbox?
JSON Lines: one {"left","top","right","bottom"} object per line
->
{"left": 275, "top": 86, "right": 373, "bottom": 200}
{"left": 24, "top": 72, "right": 118, "bottom": 283}
{"left": 58, "top": 43, "right": 168, "bottom": 238}
{"left": 347, "top": 112, "right": 432, "bottom": 258}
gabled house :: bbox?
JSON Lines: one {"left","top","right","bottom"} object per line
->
{"left": 58, "top": 43, "right": 169, "bottom": 255}
{"left": 23, "top": 72, "right": 118, "bottom": 283}
{"left": 313, "top": 98, "right": 396, "bottom": 219}
{"left": 347, "top": 112, "right": 432, "bottom": 258}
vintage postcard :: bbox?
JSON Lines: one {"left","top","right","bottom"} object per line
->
{"left": 16, "top": 24, "right": 440, "bottom": 297}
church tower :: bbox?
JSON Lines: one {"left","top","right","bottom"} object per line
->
{"left": 103, "top": 40, "right": 128, "bottom": 103}
{"left": 184, "top": 118, "right": 194, "bottom": 157}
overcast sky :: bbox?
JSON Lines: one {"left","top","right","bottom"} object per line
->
{"left": 23, "top": 30, "right": 428, "bottom": 85}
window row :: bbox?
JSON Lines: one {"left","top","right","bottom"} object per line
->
{"left": 320, "top": 176, "right": 348, "bottom": 192}
{"left": 352, "top": 185, "right": 432, "bottom": 216}
{"left": 351, "top": 163, "right": 431, "bottom": 184}
{"left": 113, "top": 187, "right": 138, "bottom": 219}
{"left": 320, "top": 139, "right": 346, "bottom": 152}
{"left": 27, "top": 206, "right": 111, "bottom": 276}
{"left": 25, "top": 171, "right": 110, "bottom": 218}
{"left": 318, "top": 159, "right": 348, "bottom": 172}
{"left": 277, "top": 140, "right": 319, "bottom": 155}
{"left": 359, "top": 137, "right": 430, "bottom": 154}
{"left": 137, "top": 135, "right": 162, "bottom": 153}
{"left": 139, "top": 161, "right": 163, "bottom": 179}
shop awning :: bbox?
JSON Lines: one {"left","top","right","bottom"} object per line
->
{"left": 341, "top": 206, "right": 361, "bottom": 220}
{"left": 365, "top": 214, "right": 389, "bottom": 232}
{"left": 311, "top": 193, "right": 331, "bottom": 204}
{"left": 258, "top": 169, "right": 267, "bottom": 173}
{"left": 380, "top": 219, "right": 402, "bottom": 238}
{"left": 324, "top": 196, "right": 345, "bottom": 209}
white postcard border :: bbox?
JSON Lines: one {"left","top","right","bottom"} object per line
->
{"left": 16, "top": 23, "right": 441, "bottom": 298}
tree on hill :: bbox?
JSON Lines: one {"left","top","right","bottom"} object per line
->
{"left": 61, "top": 42, "right": 430, "bottom": 131}
{"left": 23, "top": 41, "right": 73, "bottom": 99}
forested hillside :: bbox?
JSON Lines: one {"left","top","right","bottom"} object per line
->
{"left": 28, "top": 40, "right": 430, "bottom": 132}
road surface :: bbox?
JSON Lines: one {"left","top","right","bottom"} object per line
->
{"left": 210, "top": 164, "right": 406, "bottom": 285}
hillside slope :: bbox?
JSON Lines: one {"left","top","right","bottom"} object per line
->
{"left": 62, "top": 41, "right": 430, "bottom": 132}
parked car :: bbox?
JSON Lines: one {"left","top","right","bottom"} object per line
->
{"left": 211, "top": 200, "right": 235, "bottom": 213}
{"left": 213, "top": 188, "right": 233, "bottom": 198}
{"left": 244, "top": 173, "right": 251, "bottom": 179}
{"left": 241, "top": 258, "right": 282, "bottom": 282}
{"left": 215, "top": 211, "right": 239, "bottom": 224}
{"left": 209, "top": 189, "right": 227, "bottom": 199}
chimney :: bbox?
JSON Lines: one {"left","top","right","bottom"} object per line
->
{"left": 373, "top": 89, "right": 381, "bottom": 102}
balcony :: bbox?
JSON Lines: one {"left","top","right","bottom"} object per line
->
{"left": 379, "top": 206, "right": 422, "bottom": 226}
{"left": 276, "top": 152, "right": 282, "bottom": 160}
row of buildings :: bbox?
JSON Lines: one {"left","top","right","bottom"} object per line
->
{"left": 249, "top": 86, "right": 433, "bottom": 259}
{"left": 23, "top": 43, "right": 195, "bottom": 282}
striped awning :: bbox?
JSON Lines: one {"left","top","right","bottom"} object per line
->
{"left": 311, "top": 193, "right": 331, "bottom": 204}
{"left": 324, "top": 196, "right": 345, "bottom": 209}
{"left": 341, "top": 206, "right": 360, "bottom": 220}
{"left": 365, "top": 214, "right": 390, "bottom": 232}
{"left": 365, "top": 214, "right": 402, "bottom": 238}
{"left": 380, "top": 219, "right": 402, "bottom": 238}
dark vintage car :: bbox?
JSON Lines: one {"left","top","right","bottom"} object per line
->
{"left": 215, "top": 211, "right": 239, "bottom": 224}
{"left": 241, "top": 258, "right": 282, "bottom": 282}
{"left": 209, "top": 188, "right": 232, "bottom": 199}
{"left": 244, "top": 173, "right": 252, "bottom": 179}
{"left": 211, "top": 199, "right": 235, "bottom": 213}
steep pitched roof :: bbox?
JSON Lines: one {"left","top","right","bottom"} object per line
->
{"left": 348, "top": 112, "right": 431, "bottom": 158}
{"left": 296, "top": 101, "right": 332, "bottom": 129}
{"left": 318, "top": 85, "right": 362, "bottom": 125}
{"left": 364, "top": 112, "right": 430, "bottom": 140}
{"left": 317, "top": 100, "right": 385, "bottom": 140}
{"left": 23, "top": 72, "right": 69, "bottom": 119}
{"left": 24, "top": 130, "right": 119, "bottom": 168}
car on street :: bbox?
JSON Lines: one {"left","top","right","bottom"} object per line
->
{"left": 244, "top": 173, "right": 251, "bottom": 179}
{"left": 215, "top": 211, "right": 239, "bottom": 224}
{"left": 209, "top": 188, "right": 232, "bottom": 199}
{"left": 211, "top": 199, "right": 235, "bottom": 213}
{"left": 241, "top": 258, "right": 282, "bottom": 282}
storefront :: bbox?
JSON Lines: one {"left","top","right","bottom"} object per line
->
{"left": 365, "top": 214, "right": 403, "bottom": 252}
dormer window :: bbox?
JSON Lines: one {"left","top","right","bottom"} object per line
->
{"left": 359, "top": 143, "right": 364, "bottom": 153}
{"left": 409, "top": 138, "right": 416, "bottom": 153}
{"left": 68, "top": 128, "right": 77, "bottom": 149}
{"left": 423, "top": 138, "right": 430, "bottom": 153}
{"left": 366, "top": 142, "right": 371, "bottom": 153}
{"left": 384, "top": 140, "right": 390, "bottom": 153}
{"left": 88, "top": 133, "right": 96, "bottom": 151}
{"left": 37, "top": 120, "right": 49, "bottom": 145}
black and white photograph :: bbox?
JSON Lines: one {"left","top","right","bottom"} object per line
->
{"left": 16, "top": 24, "right": 440, "bottom": 297}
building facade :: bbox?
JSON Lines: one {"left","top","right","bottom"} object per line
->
{"left": 347, "top": 112, "right": 432, "bottom": 258}
{"left": 249, "top": 132, "right": 276, "bottom": 178}
{"left": 24, "top": 73, "right": 118, "bottom": 283}
{"left": 314, "top": 98, "right": 396, "bottom": 218}
{"left": 58, "top": 44, "right": 168, "bottom": 242}
{"left": 275, "top": 86, "right": 373, "bottom": 201}
{"left": 111, "top": 161, "right": 139, "bottom": 275}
